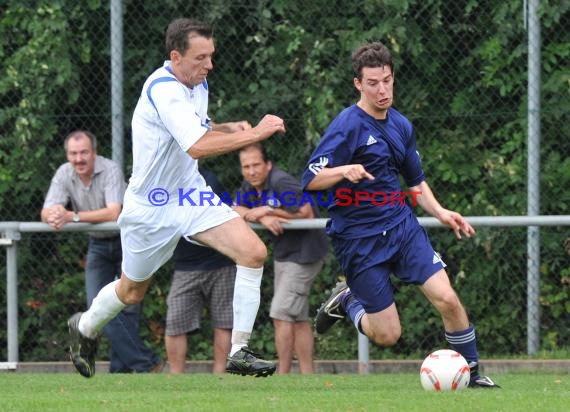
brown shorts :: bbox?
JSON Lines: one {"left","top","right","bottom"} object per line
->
{"left": 270, "top": 259, "right": 324, "bottom": 322}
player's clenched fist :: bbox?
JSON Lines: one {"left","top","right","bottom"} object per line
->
{"left": 253, "top": 114, "right": 286, "bottom": 140}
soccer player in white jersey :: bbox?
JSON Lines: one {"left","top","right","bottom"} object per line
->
{"left": 67, "top": 18, "right": 285, "bottom": 378}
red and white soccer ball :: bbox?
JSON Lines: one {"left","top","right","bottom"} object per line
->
{"left": 420, "top": 349, "right": 470, "bottom": 391}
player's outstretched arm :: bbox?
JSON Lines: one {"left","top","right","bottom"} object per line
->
{"left": 188, "top": 114, "right": 285, "bottom": 159}
{"left": 210, "top": 120, "right": 252, "bottom": 133}
{"left": 410, "top": 181, "right": 475, "bottom": 240}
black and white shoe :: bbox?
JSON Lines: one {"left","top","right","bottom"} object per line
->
{"left": 68, "top": 312, "right": 98, "bottom": 378}
{"left": 469, "top": 375, "right": 501, "bottom": 388}
{"left": 314, "top": 281, "right": 349, "bottom": 334}
{"left": 468, "top": 362, "right": 501, "bottom": 388}
{"left": 226, "top": 346, "right": 276, "bottom": 377}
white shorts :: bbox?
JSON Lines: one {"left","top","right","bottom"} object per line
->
{"left": 118, "top": 189, "right": 239, "bottom": 281}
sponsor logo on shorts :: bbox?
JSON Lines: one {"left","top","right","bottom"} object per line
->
{"left": 432, "top": 251, "right": 446, "bottom": 267}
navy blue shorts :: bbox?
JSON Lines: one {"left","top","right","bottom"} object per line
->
{"left": 331, "top": 213, "right": 446, "bottom": 314}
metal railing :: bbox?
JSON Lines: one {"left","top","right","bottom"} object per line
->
{"left": 2, "top": 215, "right": 570, "bottom": 371}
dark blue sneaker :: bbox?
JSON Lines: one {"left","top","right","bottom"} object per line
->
{"left": 468, "top": 361, "right": 501, "bottom": 388}
{"left": 314, "top": 281, "right": 349, "bottom": 334}
{"left": 68, "top": 312, "right": 98, "bottom": 378}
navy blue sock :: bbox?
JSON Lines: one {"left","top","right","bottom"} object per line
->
{"left": 445, "top": 324, "right": 479, "bottom": 377}
{"left": 340, "top": 292, "right": 366, "bottom": 334}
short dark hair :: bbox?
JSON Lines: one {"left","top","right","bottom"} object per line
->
{"left": 64, "top": 130, "right": 97, "bottom": 151}
{"left": 240, "top": 142, "right": 269, "bottom": 163}
{"left": 165, "top": 18, "right": 213, "bottom": 55}
{"left": 352, "top": 42, "right": 394, "bottom": 80}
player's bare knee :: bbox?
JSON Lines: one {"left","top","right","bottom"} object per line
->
{"left": 437, "top": 290, "right": 462, "bottom": 313}
{"left": 237, "top": 239, "right": 267, "bottom": 267}
{"left": 372, "top": 331, "right": 400, "bottom": 347}
{"left": 253, "top": 241, "right": 267, "bottom": 263}
{"left": 369, "top": 326, "right": 401, "bottom": 347}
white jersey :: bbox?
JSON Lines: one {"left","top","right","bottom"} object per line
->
{"left": 129, "top": 60, "right": 210, "bottom": 202}
{"left": 119, "top": 61, "right": 239, "bottom": 280}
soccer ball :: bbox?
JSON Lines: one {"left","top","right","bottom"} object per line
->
{"left": 419, "top": 349, "right": 470, "bottom": 391}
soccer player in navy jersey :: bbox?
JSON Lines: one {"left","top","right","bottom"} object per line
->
{"left": 301, "top": 42, "right": 499, "bottom": 388}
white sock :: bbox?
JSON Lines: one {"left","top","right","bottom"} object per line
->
{"left": 230, "top": 265, "right": 263, "bottom": 356}
{"left": 78, "top": 279, "right": 126, "bottom": 338}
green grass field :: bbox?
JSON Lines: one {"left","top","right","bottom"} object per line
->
{"left": 1, "top": 372, "right": 568, "bottom": 411}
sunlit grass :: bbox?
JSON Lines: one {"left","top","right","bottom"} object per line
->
{"left": 1, "top": 372, "right": 568, "bottom": 411}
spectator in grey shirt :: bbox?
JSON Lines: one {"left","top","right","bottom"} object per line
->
{"left": 41, "top": 130, "right": 162, "bottom": 373}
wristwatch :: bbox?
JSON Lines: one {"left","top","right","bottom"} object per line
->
{"left": 266, "top": 197, "right": 280, "bottom": 209}
{"left": 72, "top": 212, "right": 81, "bottom": 223}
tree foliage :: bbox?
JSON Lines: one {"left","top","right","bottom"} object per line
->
{"left": 1, "top": 0, "right": 569, "bottom": 361}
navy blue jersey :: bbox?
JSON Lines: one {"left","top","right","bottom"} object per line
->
{"left": 301, "top": 105, "right": 425, "bottom": 239}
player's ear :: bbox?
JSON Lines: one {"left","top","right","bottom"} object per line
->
{"left": 353, "top": 77, "right": 362, "bottom": 92}
{"left": 170, "top": 49, "right": 181, "bottom": 63}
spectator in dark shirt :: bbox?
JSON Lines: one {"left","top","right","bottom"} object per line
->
{"left": 234, "top": 143, "right": 329, "bottom": 374}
